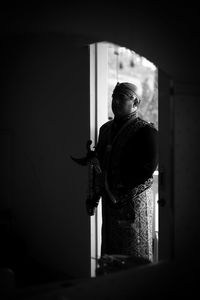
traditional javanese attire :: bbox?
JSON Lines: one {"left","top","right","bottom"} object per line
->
{"left": 87, "top": 83, "right": 158, "bottom": 263}
{"left": 88, "top": 110, "right": 158, "bottom": 263}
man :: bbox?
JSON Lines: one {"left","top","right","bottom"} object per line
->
{"left": 86, "top": 82, "right": 158, "bottom": 262}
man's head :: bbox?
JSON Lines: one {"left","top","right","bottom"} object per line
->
{"left": 111, "top": 82, "right": 140, "bottom": 118}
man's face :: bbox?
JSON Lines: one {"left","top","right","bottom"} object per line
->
{"left": 111, "top": 95, "right": 134, "bottom": 117}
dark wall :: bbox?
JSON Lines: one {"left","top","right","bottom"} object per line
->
{"left": 1, "top": 33, "right": 91, "bottom": 281}
{"left": 1, "top": 3, "right": 199, "bottom": 82}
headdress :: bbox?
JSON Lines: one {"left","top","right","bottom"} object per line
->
{"left": 112, "top": 82, "right": 140, "bottom": 106}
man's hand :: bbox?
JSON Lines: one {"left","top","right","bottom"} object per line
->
{"left": 86, "top": 194, "right": 100, "bottom": 216}
{"left": 86, "top": 203, "right": 97, "bottom": 216}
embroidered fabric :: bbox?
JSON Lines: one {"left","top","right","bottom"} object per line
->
{"left": 101, "top": 187, "right": 153, "bottom": 261}
{"left": 132, "top": 187, "right": 153, "bottom": 261}
{"left": 110, "top": 177, "right": 154, "bottom": 208}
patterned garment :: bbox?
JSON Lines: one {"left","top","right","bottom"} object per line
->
{"left": 101, "top": 187, "right": 153, "bottom": 262}
{"left": 132, "top": 188, "right": 153, "bottom": 261}
{"left": 94, "top": 112, "right": 158, "bottom": 264}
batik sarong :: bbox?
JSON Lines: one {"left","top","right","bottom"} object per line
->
{"left": 101, "top": 187, "right": 153, "bottom": 262}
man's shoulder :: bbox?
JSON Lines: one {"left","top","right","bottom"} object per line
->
{"left": 137, "top": 117, "right": 158, "bottom": 131}
{"left": 99, "top": 119, "right": 113, "bottom": 132}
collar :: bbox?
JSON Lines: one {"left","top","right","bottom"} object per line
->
{"left": 113, "top": 111, "right": 138, "bottom": 124}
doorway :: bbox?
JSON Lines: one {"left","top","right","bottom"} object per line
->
{"left": 90, "top": 42, "right": 159, "bottom": 277}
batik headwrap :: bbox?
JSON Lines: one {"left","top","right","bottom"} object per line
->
{"left": 112, "top": 82, "right": 140, "bottom": 105}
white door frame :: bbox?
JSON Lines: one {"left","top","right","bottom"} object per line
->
{"left": 89, "top": 42, "right": 108, "bottom": 277}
